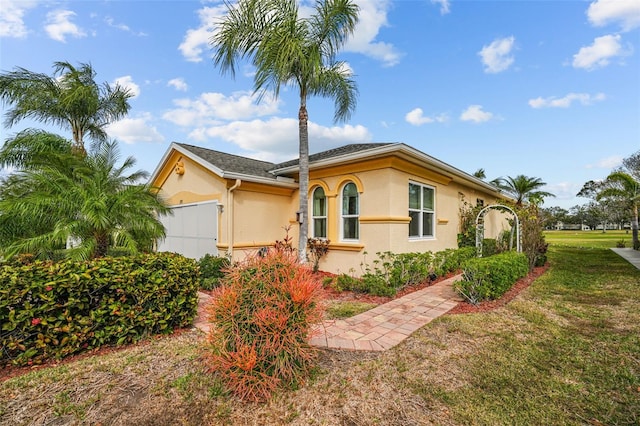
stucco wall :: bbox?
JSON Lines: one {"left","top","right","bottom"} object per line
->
{"left": 231, "top": 186, "right": 296, "bottom": 250}
{"left": 311, "top": 164, "right": 507, "bottom": 275}
{"left": 154, "top": 146, "right": 510, "bottom": 273}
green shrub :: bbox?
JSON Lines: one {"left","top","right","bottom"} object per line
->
{"left": 360, "top": 274, "right": 396, "bottom": 297}
{"left": 332, "top": 248, "right": 476, "bottom": 297}
{"left": 432, "top": 247, "right": 476, "bottom": 277}
{"left": 198, "top": 253, "right": 230, "bottom": 290}
{"left": 203, "top": 249, "right": 324, "bottom": 402}
{"left": 482, "top": 238, "right": 497, "bottom": 257}
{"left": 455, "top": 251, "right": 529, "bottom": 305}
{"left": 0, "top": 252, "right": 199, "bottom": 366}
{"left": 333, "top": 273, "right": 365, "bottom": 293}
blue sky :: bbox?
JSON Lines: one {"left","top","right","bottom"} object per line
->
{"left": 1, "top": 0, "right": 639, "bottom": 209}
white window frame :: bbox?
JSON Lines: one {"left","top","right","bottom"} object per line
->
{"left": 408, "top": 181, "right": 435, "bottom": 239}
{"left": 340, "top": 182, "right": 359, "bottom": 242}
{"left": 311, "top": 186, "right": 327, "bottom": 239}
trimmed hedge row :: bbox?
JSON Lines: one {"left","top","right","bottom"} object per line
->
{"left": 454, "top": 251, "right": 529, "bottom": 305}
{"left": 0, "top": 252, "right": 199, "bottom": 366}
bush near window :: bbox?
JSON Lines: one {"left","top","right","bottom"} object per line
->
{"left": 0, "top": 252, "right": 199, "bottom": 366}
{"left": 332, "top": 247, "right": 476, "bottom": 297}
{"left": 454, "top": 251, "right": 529, "bottom": 305}
{"left": 203, "top": 249, "right": 324, "bottom": 402}
{"left": 197, "top": 253, "right": 230, "bottom": 290}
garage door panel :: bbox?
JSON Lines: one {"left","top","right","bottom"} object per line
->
{"left": 158, "top": 202, "right": 218, "bottom": 259}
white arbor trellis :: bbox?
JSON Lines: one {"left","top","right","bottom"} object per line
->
{"left": 475, "top": 204, "right": 521, "bottom": 257}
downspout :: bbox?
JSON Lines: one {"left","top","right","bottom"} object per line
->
{"left": 227, "top": 179, "right": 241, "bottom": 259}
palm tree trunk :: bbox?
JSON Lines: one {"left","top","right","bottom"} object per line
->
{"left": 632, "top": 203, "right": 639, "bottom": 250}
{"left": 95, "top": 233, "right": 109, "bottom": 258}
{"left": 298, "top": 101, "right": 309, "bottom": 263}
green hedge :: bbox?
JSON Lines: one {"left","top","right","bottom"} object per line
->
{"left": 0, "top": 252, "right": 199, "bottom": 366}
{"left": 454, "top": 251, "right": 529, "bottom": 305}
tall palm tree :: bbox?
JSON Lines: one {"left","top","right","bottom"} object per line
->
{"left": 0, "top": 61, "right": 132, "bottom": 155}
{"left": 210, "top": 0, "right": 359, "bottom": 261}
{"left": 598, "top": 171, "right": 639, "bottom": 249}
{"left": 495, "top": 175, "right": 555, "bottom": 206}
{"left": 0, "top": 140, "right": 170, "bottom": 260}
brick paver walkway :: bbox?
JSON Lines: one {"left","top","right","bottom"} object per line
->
{"left": 309, "top": 275, "right": 462, "bottom": 351}
{"left": 194, "top": 274, "right": 463, "bottom": 352}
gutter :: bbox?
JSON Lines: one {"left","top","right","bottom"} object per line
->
{"left": 227, "top": 179, "right": 241, "bottom": 258}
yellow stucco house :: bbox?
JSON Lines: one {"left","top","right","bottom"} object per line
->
{"left": 150, "top": 142, "right": 508, "bottom": 274}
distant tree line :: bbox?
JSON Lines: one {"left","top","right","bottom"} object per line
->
{"left": 541, "top": 151, "right": 639, "bottom": 249}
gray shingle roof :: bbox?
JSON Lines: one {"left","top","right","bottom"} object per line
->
{"left": 175, "top": 142, "right": 397, "bottom": 180}
{"left": 176, "top": 143, "right": 276, "bottom": 179}
{"left": 272, "top": 143, "right": 395, "bottom": 170}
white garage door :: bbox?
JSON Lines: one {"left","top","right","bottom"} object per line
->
{"left": 157, "top": 201, "right": 218, "bottom": 259}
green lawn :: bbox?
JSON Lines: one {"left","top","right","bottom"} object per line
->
{"left": 1, "top": 245, "right": 639, "bottom": 425}
{"left": 545, "top": 229, "right": 633, "bottom": 248}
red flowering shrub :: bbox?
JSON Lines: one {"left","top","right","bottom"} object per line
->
{"left": 203, "top": 249, "right": 324, "bottom": 402}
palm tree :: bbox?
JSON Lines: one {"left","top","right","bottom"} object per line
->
{"left": 0, "top": 129, "right": 72, "bottom": 170}
{"left": 473, "top": 168, "right": 486, "bottom": 179}
{"left": 0, "top": 61, "right": 132, "bottom": 155}
{"left": 495, "top": 175, "right": 555, "bottom": 206}
{"left": 0, "top": 140, "right": 170, "bottom": 260}
{"left": 210, "top": 0, "right": 359, "bottom": 261}
{"left": 598, "top": 171, "right": 639, "bottom": 249}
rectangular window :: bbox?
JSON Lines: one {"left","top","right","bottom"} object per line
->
{"left": 408, "top": 182, "right": 435, "bottom": 238}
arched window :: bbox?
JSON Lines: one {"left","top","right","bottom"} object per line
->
{"left": 341, "top": 182, "right": 359, "bottom": 240}
{"left": 311, "top": 186, "right": 327, "bottom": 238}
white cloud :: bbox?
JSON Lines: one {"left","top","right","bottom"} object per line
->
{"left": 163, "top": 91, "right": 281, "bottom": 127}
{"left": 587, "top": 0, "right": 640, "bottom": 31}
{"left": 586, "top": 155, "right": 623, "bottom": 169}
{"left": 112, "top": 76, "right": 140, "bottom": 98}
{"left": 45, "top": 9, "right": 86, "bottom": 42}
{"left": 168, "top": 78, "right": 188, "bottom": 91}
{"left": 572, "top": 34, "right": 629, "bottom": 70}
{"left": 178, "top": 5, "right": 227, "bottom": 62}
{"left": 478, "top": 36, "right": 516, "bottom": 73}
{"left": 545, "top": 182, "right": 580, "bottom": 202}
{"left": 460, "top": 105, "right": 494, "bottom": 123}
{"left": 529, "top": 92, "right": 606, "bottom": 108}
{"left": 344, "top": 0, "right": 403, "bottom": 67}
{"left": 104, "top": 16, "right": 147, "bottom": 36}
{"left": 431, "top": 0, "right": 451, "bottom": 15}
{"left": 0, "top": 0, "right": 38, "bottom": 38}
{"left": 405, "top": 108, "right": 448, "bottom": 126}
{"left": 188, "top": 117, "right": 372, "bottom": 162}
{"left": 106, "top": 113, "right": 165, "bottom": 145}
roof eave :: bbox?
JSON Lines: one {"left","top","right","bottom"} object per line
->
{"left": 270, "top": 142, "right": 503, "bottom": 195}
{"left": 395, "top": 144, "right": 504, "bottom": 195}
{"left": 270, "top": 143, "right": 404, "bottom": 174}
{"left": 222, "top": 172, "right": 299, "bottom": 188}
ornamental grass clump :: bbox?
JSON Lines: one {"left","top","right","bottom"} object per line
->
{"left": 203, "top": 249, "right": 324, "bottom": 402}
